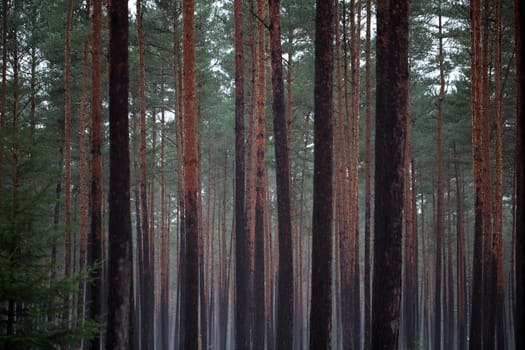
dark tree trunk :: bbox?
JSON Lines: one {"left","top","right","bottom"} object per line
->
{"left": 453, "top": 144, "right": 467, "bottom": 350}
{"left": 435, "top": 4, "right": 445, "bottom": 349}
{"left": 89, "top": 1, "right": 103, "bottom": 348}
{"left": 182, "top": 0, "right": 199, "bottom": 348}
{"left": 268, "top": 0, "right": 294, "bottom": 348}
{"left": 514, "top": 0, "right": 524, "bottom": 348}
{"left": 106, "top": 1, "right": 131, "bottom": 347}
{"left": 372, "top": 0, "right": 409, "bottom": 349}
{"left": 309, "top": 0, "right": 334, "bottom": 348}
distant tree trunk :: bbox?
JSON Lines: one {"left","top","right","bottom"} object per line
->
{"left": 182, "top": 0, "right": 199, "bottom": 348}
{"left": 159, "top": 92, "right": 170, "bottom": 350}
{"left": 79, "top": 19, "right": 90, "bottom": 328}
{"left": 514, "top": 0, "right": 524, "bottom": 348}
{"left": 254, "top": 0, "right": 267, "bottom": 348}
{"left": 106, "top": 1, "right": 131, "bottom": 347}
{"left": 469, "top": 1, "right": 485, "bottom": 348}
{"left": 435, "top": 4, "right": 445, "bottom": 349}
{"left": 453, "top": 144, "right": 467, "bottom": 350}
{"left": 480, "top": 3, "right": 494, "bottom": 348}
{"left": 63, "top": 0, "right": 73, "bottom": 320}
{"left": 364, "top": 0, "right": 372, "bottom": 348}
{"left": 136, "top": 1, "right": 154, "bottom": 348}
{"left": 0, "top": 0, "right": 6, "bottom": 190}
{"left": 234, "top": 0, "right": 249, "bottom": 348}
{"left": 268, "top": 0, "right": 294, "bottom": 348}
{"left": 372, "top": 0, "right": 409, "bottom": 349}
{"left": 89, "top": 0, "right": 104, "bottom": 347}
{"left": 493, "top": 2, "right": 506, "bottom": 348}
{"left": 403, "top": 110, "right": 417, "bottom": 349}
{"left": 309, "top": 0, "right": 334, "bottom": 348}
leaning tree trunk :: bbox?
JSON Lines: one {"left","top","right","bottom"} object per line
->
{"left": 372, "top": 0, "right": 409, "bottom": 348}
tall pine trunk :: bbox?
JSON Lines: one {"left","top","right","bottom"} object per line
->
{"left": 89, "top": 1, "right": 103, "bottom": 347}
{"left": 234, "top": 0, "right": 249, "bottom": 348}
{"left": 309, "top": 0, "right": 334, "bottom": 347}
{"left": 514, "top": 0, "right": 524, "bottom": 348}
{"left": 372, "top": 0, "right": 409, "bottom": 348}
{"left": 106, "top": 0, "right": 131, "bottom": 347}
{"left": 268, "top": 0, "right": 294, "bottom": 347}
{"left": 182, "top": 0, "right": 199, "bottom": 348}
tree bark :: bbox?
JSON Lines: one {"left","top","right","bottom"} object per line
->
{"left": 63, "top": 0, "right": 73, "bottom": 322}
{"left": 234, "top": 0, "right": 249, "bottom": 348}
{"left": 268, "top": 0, "right": 294, "bottom": 348}
{"left": 435, "top": 4, "right": 445, "bottom": 348}
{"left": 106, "top": 1, "right": 131, "bottom": 347}
{"left": 182, "top": 0, "right": 199, "bottom": 348}
{"left": 254, "top": 0, "right": 267, "bottom": 348}
{"left": 372, "top": 1, "right": 409, "bottom": 349}
{"left": 89, "top": 1, "right": 104, "bottom": 347}
{"left": 309, "top": 0, "right": 334, "bottom": 348}
{"left": 514, "top": 0, "right": 524, "bottom": 348}
{"left": 469, "top": 1, "right": 485, "bottom": 348}
{"left": 364, "top": 0, "right": 372, "bottom": 348}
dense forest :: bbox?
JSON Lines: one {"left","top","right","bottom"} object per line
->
{"left": 0, "top": 0, "right": 523, "bottom": 349}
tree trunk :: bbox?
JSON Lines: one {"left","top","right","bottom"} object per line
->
{"left": 453, "top": 144, "right": 467, "bottom": 350}
{"left": 63, "top": 0, "right": 73, "bottom": 323}
{"left": 254, "top": 0, "right": 267, "bottom": 348}
{"left": 493, "top": 2, "right": 506, "bottom": 347}
{"left": 89, "top": 1, "right": 104, "bottom": 347}
{"left": 372, "top": 0, "right": 409, "bottom": 348}
{"left": 309, "top": 0, "right": 334, "bottom": 347}
{"left": 435, "top": 4, "right": 445, "bottom": 348}
{"left": 514, "top": 0, "right": 524, "bottom": 349}
{"left": 364, "top": 0, "right": 372, "bottom": 348}
{"left": 234, "top": 0, "right": 249, "bottom": 348}
{"left": 469, "top": 1, "right": 485, "bottom": 348}
{"left": 0, "top": 0, "right": 6, "bottom": 191}
{"left": 136, "top": 1, "right": 155, "bottom": 348}
{"left": 182, "top": 0, "right": 199, "bottom": 348}
{"left": 106, "top": 1, "right": 131, "bottom": 347}
{"left": 268, "top": 0, "right": 294, "bottom": 348}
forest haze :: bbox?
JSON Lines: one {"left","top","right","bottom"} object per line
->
{"left": 0, "top": 0, "right": 523, "bottom": 349}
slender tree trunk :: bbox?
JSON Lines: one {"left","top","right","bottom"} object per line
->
{"left": 182, "top": 0, "right": 199, "bottom": 348}
{"left": 89, "top": 1, "right": 104, "bottom": 347}
{"left": 364, "top": 0, "right": 372, "bottom": 348}
{"left": 435, "top": 4, "right": 445, "bottom": 349}
{"left": 469, "top": 1, "right": 485, "bottom": 348}
{"left": 309, "top": 0, "right": 334, "bottom": 347}
{"left": 514, "top": 1, "right": 525, "bottom": 349}
{"left": 453, "top": 144, "right": 467, "bottom": 350}
{"left": 254, "top": 1, "right": 267, "bottom": 348}
{"left": 159, "top": 95, "right": 170, "bottom": 350}
{"left": 0, "top": 0, "right": 7, "bottom": 191}
{"left": 372, "top": 0, "right": 409, "bottom": 348}
{"left": 106, "top": 1, "right": 131, "bottom": 347}
{"left": 268, "top": 0, "right": 294, "bottom": 347}
{"left": 63, "top": 0, "right": 73, "bottom": 323}
{"left": 234, "top": 0, "right": 249, "bottom": 348}
{"left": 493, "top": 2, "right": 506, "bottom": 348}
{"left": 136, "top": 1, "right": 154, "bottom": 348}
